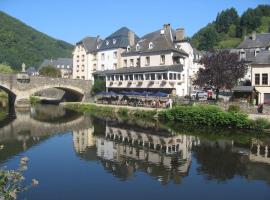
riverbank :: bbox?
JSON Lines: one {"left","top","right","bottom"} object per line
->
{"left": 62, "top": 102, "right": 270, "bottom": 131}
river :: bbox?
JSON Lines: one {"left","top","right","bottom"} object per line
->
{"left": 0, "top": 105, "right": 269, "bottom": 200}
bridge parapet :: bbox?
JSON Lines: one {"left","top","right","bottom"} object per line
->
{"left": 0, "top": 73, "right": 92, "bottom": 107}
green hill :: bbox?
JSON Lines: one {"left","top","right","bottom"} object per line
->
{"left": 191, "top": 5, "right": 270, "bottom": 51}
{"left": 0, "top": 11, "right": 73, "bottom": 70}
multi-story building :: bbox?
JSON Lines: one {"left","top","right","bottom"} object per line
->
{"left": 72, "top": 37, "right": 102, "bottom": 80}
{"left": 232, "top": 31, "right": 270, "bottom": 82}
{"left": 40, "top": 58, "right": 73, "bottom": 78}
{"left": 251, "top": 49, "right": 270, "bottom": 104}
{"left": 96, "top": 27, "right": 139, "bottom": 71}
{"left": 104, "top": 24, "right": 203, "bottom": 96}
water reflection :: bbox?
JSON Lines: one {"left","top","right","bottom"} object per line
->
{"left": 0, "top": 105, "right": 270, "bottom": 200}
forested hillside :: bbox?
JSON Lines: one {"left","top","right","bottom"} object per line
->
{"left": 191, "top": 5, "right": 270, "bottom": 50}
{"left": 0, "top": 11, "right": 73, "bottom": 70}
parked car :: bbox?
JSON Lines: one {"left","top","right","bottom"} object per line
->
{"left": 191, "top": 90, "right": 208, "bottom": 99}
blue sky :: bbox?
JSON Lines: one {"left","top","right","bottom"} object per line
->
{"left": 0, "top": 0, "right": 269, "bottom": 44}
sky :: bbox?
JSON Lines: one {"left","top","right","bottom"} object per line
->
{"left": 0, "top": 0, "right": 269, "bottom": 44}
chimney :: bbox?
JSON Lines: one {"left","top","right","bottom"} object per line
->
{"left": 176, "top": 28, "right": 185, "bottom": 41}
{"left": 128, "top": 30, "right": 135, "bottom": 46}
{"left": 163, "top": 24, "right": 171, "bottom": 32}
{"left": 251, "top": 31, "right": 256, "bottom": 40}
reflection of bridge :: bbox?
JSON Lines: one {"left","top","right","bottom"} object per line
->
{"left": 0, "top": 111, "right": 92, "bottom": 143}
{"left": 0, "top": 74, "right": 92, "bottom": 107}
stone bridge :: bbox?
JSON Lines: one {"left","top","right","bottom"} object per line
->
{"left": 0, "top": 74, "right": 92, "bottom": 107}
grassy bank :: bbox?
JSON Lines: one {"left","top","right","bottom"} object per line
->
{"left": 65, "top": 103, "right": 158, "bottom": 121}
{"left": 64, "top": 103, "right": 270, "bottom": 131}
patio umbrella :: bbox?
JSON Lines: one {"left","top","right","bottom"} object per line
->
{"left": 141, "top": 91, "right": 153, "bottom": 96}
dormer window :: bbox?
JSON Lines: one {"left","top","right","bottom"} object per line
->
{"left": 149, "top": 42, "right": 153, "bottom": 49}
{"left": 106, "top": 40, "right": 109, "bottom": 46}
{"left": 113, "top": 39, "right": 116, "bottom": 44}
{"left": 127, "top": 45, "right": 131, "bottom": 52}
{"left": 255, "top": 48, "right": 260, "bottom": 56}
{"left": 136, "top": 44, "right": 140, "bottom": 51}
{"left": 239, "top": 49, "right": 246, "bottom": 60}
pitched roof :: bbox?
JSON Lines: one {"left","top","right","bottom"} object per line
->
{"left": 76, "top": 36, "right": 102, "bottom": 53}
{"left": 97, "top": 64, "right": 184, "bottom": 75}
{"left": 232, "top": 86, "right": 255, "bottom": 92}
{"left": 252, "top": 50, "right": 270, "bottom": 64}
{"left": 237, "top": 33, "right": 270, "bottom": 49}
{"left": 122, "top": 27, "right": 188, "bottom": 57}
{"left": 40, "top": 58, "right": 73, "bottom": 69}
{"left": 99, "top": 27, "right": 139, "bottom": 50}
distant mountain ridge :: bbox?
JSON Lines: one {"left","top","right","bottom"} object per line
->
{"left": 0, "top": 11, "right": 73, "bottom": 70}
{"left": 191, "top": 4, "right": 270, "bottom": 51}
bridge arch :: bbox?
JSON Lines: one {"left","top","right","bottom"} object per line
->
{"left": 29, "top": 84, "right": 86, "bottom": 102}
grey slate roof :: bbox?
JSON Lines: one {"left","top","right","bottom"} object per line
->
{"left": 253, "top": 50, "right": 270, "bottom": 64}
{"left": 40, "top": 58, "right": 73, "bottom": 69}
{"left": 122, "top": 27, "right": 188, "bottom": 57}
{"left": 237, "top": 33, "right": 270, "bottom": 49}
{"left": 99, "top": 27, "right": 139, "bottom": 50}
{"left": 96, "top": 64, "right": 184, "bottom": 75}
{"left": 232, "top": 86, "right": 255, "bottom": 92}
{"left": 76, "top": 36, "right": 102, "bottom": 53}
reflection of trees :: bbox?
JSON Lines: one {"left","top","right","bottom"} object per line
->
{"left": 193, "top": 142, "right": 247, "bottom": 182}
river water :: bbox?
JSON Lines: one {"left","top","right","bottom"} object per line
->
{"left": 0, "top": 105, "right": 269, "bottom": 200}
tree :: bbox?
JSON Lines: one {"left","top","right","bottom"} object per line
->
{"left": 0, "top": 63, "right": 14, "bottom": 73}
{"left": 193, "top": 50, "right": 247, "bottom": 97}
{"left": 197, "top": 24, "right": 219, "bottom": 51}
{"left": 216, "top": 8, "right": 239, "bottom": 33}
{"left": 39, "top": 65, "right": 61, "bottom": 78}
{"left": 92, "top": 79, "right": 106, "bottom": 94}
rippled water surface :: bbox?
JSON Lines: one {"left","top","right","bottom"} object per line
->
{"left": 0, "top": 105, "right": 270, "bottom": 200}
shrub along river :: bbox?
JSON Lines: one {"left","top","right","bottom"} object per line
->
{"left": 0, "top": 105, "right": 270, "bottom": 200}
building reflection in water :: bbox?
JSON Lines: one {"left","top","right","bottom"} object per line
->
{"left": 72, "top": 120, "right": 270, "bottom": 185}
{"left": 73, "top": 121, "right": 200, "bottom": 184}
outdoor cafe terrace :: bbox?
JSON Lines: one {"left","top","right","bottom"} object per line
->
{"left": 102, "top": 65, "right": 185, "bottom": 89}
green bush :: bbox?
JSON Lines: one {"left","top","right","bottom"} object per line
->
{"left": 228, "top": 105, "right": 241, "bottom": 113}
{"left": 159, "top": 105, "right": 250, "bottom": 129}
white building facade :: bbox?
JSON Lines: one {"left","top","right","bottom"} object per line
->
{"left": 105, "top": 24, "right": 203, "bottom": 96}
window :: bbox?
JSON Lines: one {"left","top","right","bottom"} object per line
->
{"left": 145, "top": 74, "right": 150, "bottom": 80}
{"left": 138, "top": 74, "right": 144, "bottom": 80}
{"left": 106, "top": 40, "right": 109, "bottom": 45}
{"left": 124, "top": 59, "right": 127, "bottom": 67}
{"left": 113, "top": 39, "right": 116, "bottom": 44}
{"left": 262, "top": 73, "right": 268, "bottom": 85}
{"left": 157, "top": 73, "right": 162, "bottom": 80}
{"left": 136, "top": 58, "right": 140, "bottom": 67}
{"left": 240, "top": 50, "right": 246, "bottom": 60}
{"left": 113, "top": 63, "right": 117, "bottom": 69}
{"left": 163, "top": 73, "right": 168, "bottom": 80}
{"left": 130, "top": 59, "right": 134, "bottom": 67}
{"left": 150, "top": 73, "right": 155, "bottom": 80}
{"left": 134, "top": 74, "right": 138, "bottom": 80}
{"left": 125, "top": 75, "right": 129, "bottom": 80}
{"left": 93, "top": 64, "right": 97, "bottom": 70}
{"left": 255, "top": 49, "right": 260, "bottom": 56}
{"left": 255, "top": 74, "right": 260, "bottom": 85}
{"left": 160, "top": 55, "right": 165, "bottom": 64}
{"left": 101, "top": 53, "right": 105, "bottom": 60}
{"left": 127, "top": 46, "right": 131, "bottom": 52}
{"left": 129, "top": 75, "right": 133, "bottom": 80}
{"left": 136, "top": 44, "right": 140, "bottom": 51}
{"left": 178, "top": 74, "right": 181, "bottom": 80}
{"left": 113, "top": 51, "right": 117, "bottom": 59}
{"left": 149, "top": 42, "right": 153, "bottom": 49}
{"left": 169, "top": 73, "right": 173, "bottom": 80}
{"left": 145, "top": 57, "right": 150, "bottom": 66}
{"left": 101, "top": 64, "right": 105, "bottom": 71}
